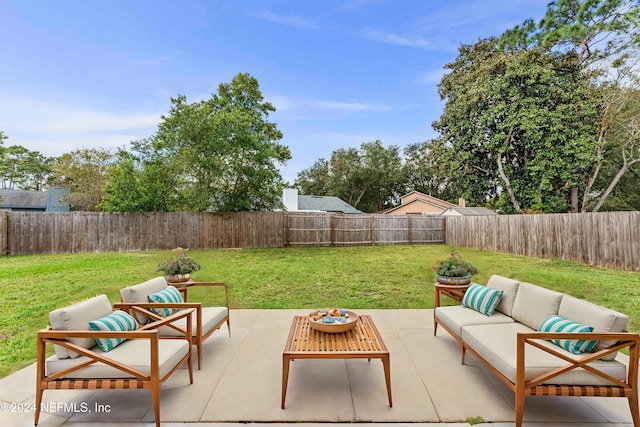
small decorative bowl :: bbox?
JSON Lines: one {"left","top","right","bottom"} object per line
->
{"left": 308, "top": 309, "right": 358, "bottom": 333}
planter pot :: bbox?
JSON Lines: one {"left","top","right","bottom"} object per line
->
{"left": 166, "top": 273, "right": 191, "bottom": 283}
{"left": 436, "top": 275, "right": 472, "bottom": 285}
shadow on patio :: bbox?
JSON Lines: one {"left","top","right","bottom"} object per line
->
{"left": 0, "top": 309, "right": 635, "bottom": 426}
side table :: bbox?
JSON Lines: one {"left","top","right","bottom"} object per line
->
{"left": 433, "top": 282, "right": 470, "bottom": 336}
{"left": 169, "top": 279, "right": 194, "bottom": 301}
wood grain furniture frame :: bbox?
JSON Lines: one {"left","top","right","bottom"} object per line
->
{"left": 281, "top": 314, "right": 392, "bottom": 409}
{"left": 433, "top": 282, "right": 469, "bottom": 324}
{"left": 35, "top": 307, "right": 194, "bottom": 427}
{"left": 513, "top": 331, "right": 640, "bottom": 427}
{"left": 435, "top": 275, "right": 640, "bottom": 427}
{"left": 119, "top": 277, "right": 231, "bottom": 369}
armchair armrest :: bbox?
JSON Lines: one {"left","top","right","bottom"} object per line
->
{"left": 174, "top": 281, "right": 230, "bottom": 306}
{"left": 516, "top": 331, "right": 640, "bottom": 389}
{"left": 114, "top": 302, "right": 202, "bottom": 326}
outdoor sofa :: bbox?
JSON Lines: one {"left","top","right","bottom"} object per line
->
{"left": 434, "top": 275, "right": 640, "bottom": 427}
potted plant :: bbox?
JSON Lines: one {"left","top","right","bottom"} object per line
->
{"left": 157, "top": 247, "right": 201, "bottom": 283}
{"left": 432, "top": 251, "right": 478, "bottom": 285}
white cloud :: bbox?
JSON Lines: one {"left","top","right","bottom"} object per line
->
{"left": 270, "top": 94, "right": 392, "bottom": 120}
{"left": 245, "top": 8, "right": 319, "bottom": 30}
{"left": 0, "top": 94, "right": 161, "bottom": 157}
{"left": 136, "top": 54, "right": 178, "bottom": 66}
{"left": 361, "top": 28, "right": 432, "bottom": 49}
{"left": 338, "top": 0, "right": 383, "bottom": 10}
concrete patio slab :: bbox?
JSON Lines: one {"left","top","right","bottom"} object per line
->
{"left": 0, "top": 309, "right": 636, "bottom": 426}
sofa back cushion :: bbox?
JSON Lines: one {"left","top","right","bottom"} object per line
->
{"left": 120, "top": 277, "right": 168, "bottom": 324}
{"left": 49, "top": 294, "right": 113, "bottom": 359}
{"left": 486, "top": 275, "right": 520, "bottom": 316}
{"left": 511, "top": 282, "right": 563, "bottom": 330}
{"left": 559, "top": 294, "right": 629, "bottom": 360}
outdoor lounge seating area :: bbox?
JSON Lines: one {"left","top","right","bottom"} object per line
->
{"left": 35, "top": 294, "right": 195, "bottom": 427}
{"left": 3, "top": 308, "right": 638, "bottom": 426}
{"left": 434, "top": 275, "right": 640, "bottom": 427}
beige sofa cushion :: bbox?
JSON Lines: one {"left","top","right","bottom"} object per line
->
{"left": 46, "top": 338, "right": 189, "bottom": 379}
{"left": 461, "top": 323, "right": 627, "bottom": 385}
{"left": 559, "top": 295, "right": 629, "bottom": 360}
{"left": 511, "top": 282, "right": 563, "bottom": 330}
{"left": 49, "top": 294, "right": 114, "bottom": 359}
{"left": 435, "top": 305, "right": 514, "bottom": 337}
{"left": 120, "top": 277, "right": 168, "bottom": 324}
{"left": 486, "top": 275, "right": 520, "bottom": 316}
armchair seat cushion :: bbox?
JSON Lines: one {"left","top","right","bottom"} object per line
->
{"left": 158, "top": 307, "right": 228, "bottom": 337}
{"left": 45, "top": 338, "right": 189, "bottom": 379}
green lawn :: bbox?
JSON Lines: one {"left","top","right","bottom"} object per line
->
{"left": 1, "top": 244, "right": 639, "bottom": 378}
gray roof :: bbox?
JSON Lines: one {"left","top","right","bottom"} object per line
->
{"left": 298, "top": 195, "right": 362, "bottom": 214}
{"left": 0, "top": 189, "right": 48, "bottom": 209}
{"left": 443, "top": 207, "right": 497, "bottom": 216}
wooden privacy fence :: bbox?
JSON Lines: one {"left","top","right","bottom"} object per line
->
{"left": 3, "top": 210, "right": 638, "bottom": 271}
{"left": 285, "top": 213, "right": 445, "bottom": 247}
{"left": 0, "top": 211, "right": 444, "bottom": 255}
{"left": 445, "top": 211, "right": 640, "bottom": 271}
{"left": 2, "top": 211, "right": 286, "bottom": 255}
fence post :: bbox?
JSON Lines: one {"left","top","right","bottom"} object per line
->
{"left": 283, "top": 212, "right": 289, "bottom": 247}
{"left": 442, "top": 216, "right": 447, "bottom": 245}
{"left": 330, "top": 214, "right": 336, "bottom": 247}
{"left": 0, "top": 211, "right": 7, "bottom": 256}
{"left": 371, "top": 215, "right": 375, "bottom": 246}
{"left": 408, "top": 215, "right": 412, "bottom": 245}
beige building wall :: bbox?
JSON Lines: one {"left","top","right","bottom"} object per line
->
{"left": 389, "top": 200, "right": 448, "bottom": 215}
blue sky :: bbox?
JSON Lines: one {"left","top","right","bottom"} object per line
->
{"left": 0, "top": 0, "right": 549, "bottom": 182}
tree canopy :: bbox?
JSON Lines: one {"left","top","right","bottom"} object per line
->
{"left": 101, "top": 73, "right": 291, "bottom": 213}
{"left": 295, "top": 140, "right": 404, "bottom": 212}
{"left": 50, "top": 148, "right": 114, "bottom": 211}
{"left": 434, "top": 39, "right": 599, "bottom": 213}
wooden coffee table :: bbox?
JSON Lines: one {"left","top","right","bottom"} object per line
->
{"left": 281, "top": 314, "right": 392, "bottom": 409}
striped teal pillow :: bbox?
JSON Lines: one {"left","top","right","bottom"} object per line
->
{"left": 462, "top": 283, "right": 504, "bottom": 316}
{"left": 539, "top": 315, "right": 598, "bottom": 354}
{"left": 147, "top": 285, "right": 183, "bottom": 317}
{"left": 89, "top": 310, "right": 139, "bottom": 352}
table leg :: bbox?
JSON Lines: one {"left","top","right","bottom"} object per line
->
{"left": 382, "top": 354, "right": 392, "bottom": 407}
{"left": 281, "top": 355, "right": 291, "bottom": 409}
{"left": 434, "top": 287, "right": 441, "bottom": 336}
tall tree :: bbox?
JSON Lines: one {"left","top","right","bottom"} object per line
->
{"left": 50, "top": 148, "right": 114, "bottom": 211}
{"left": 0, "top": 145, "right": 53, "bottom": 191}
{"left": 500, "top": 0, "right": 640, "bottom": 211}
{"left": 296, "top": 159, "right": 331, "bottom": 196}
{"left": 102, "top": 73, "right": 291, "bottom": 212}
{"left": 588, "top": 80, "right": 640, "bottom": 211}
{"left": 434, "top": 39, "right": 598, "bottom": 213}
{"left": 501, "top": 0, "right": 640, "bottom": 69}
{"left": 100, "top": 148, "right": 185, "bottom": 213}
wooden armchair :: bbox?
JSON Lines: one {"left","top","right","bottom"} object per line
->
{"left": 117, "top": 276, "right": 230, "bottom": 369}
{"left": 36, "top": 294, "right": 194, "bottom": 427}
